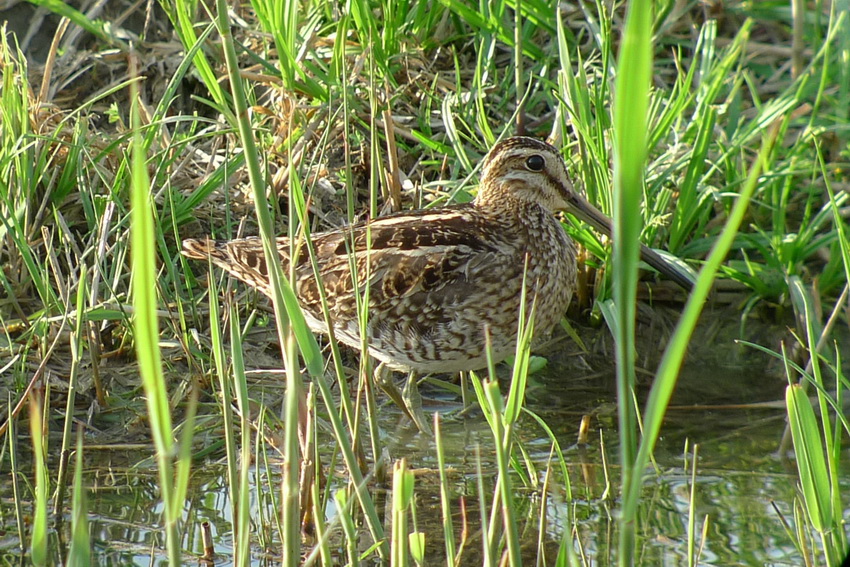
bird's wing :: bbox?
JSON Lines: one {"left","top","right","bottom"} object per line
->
{"left": 292, "top": 207, "right": 521, "bottom": 327}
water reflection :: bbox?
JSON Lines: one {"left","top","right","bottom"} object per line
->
{"left": 3, "top": 306, "right": 845, "bottom": 566}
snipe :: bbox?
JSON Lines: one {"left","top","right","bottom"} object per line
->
{"left": 183, "top": 137, "right": 690, "bottom": 428}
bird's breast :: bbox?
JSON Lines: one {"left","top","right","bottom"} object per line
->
{"left": 522, "top": 217, "right": 578, "bottom": 337}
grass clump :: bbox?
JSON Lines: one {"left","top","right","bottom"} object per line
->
{"left": 0, "top": 0, "right": 847, "bottom": 565}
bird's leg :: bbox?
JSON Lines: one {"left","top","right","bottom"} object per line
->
{"left": 374, "top": 364, "right": 432, "bottom": 435}
{"left": 459, "top": 371, "right": 470, "bottom": 410}
{"left": 402, "top": 371, "right": 432, "bottom": 436}
{"left": 374, "top": 361, "right": 405, "bottom": 412}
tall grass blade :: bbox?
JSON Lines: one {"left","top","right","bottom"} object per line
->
{"left": 23, "top": 0, "right": 124, "bottom": 45}
{"left": 54, "top": 263, "right": 88, "bottom": 516}
{"left": 7, "top": 397, "right": 24, "bottom": 553}
{"left": 686, "top": 444, "right": 700, "bottom": 567}
{"left": 623, "top": 114, "right": 781, "bottom": 565}
{"left": 391, "top": 459, "right": 414, "bottom": 566}
{"left": 610, "top": 0, "right": 653, "bottom": 563}
{"left": 204, "top": 274, "right": 243, "bottom": 565}
{"left": 434, "top": 414, "right": 456, "bottom": 566}
{"left": 483, "top": 381, "right": 521, "bottom": 566}
{"left": 786, "top": 276, "right": 847, "bottom": 563}
{"left": 822, "top": 147, "right": 850, "bottom": 289}
{"left": 786, "top": 384, "right": 831, "bottom": 533}
{"left": 333, "top": 489, "right": 360, "bottom": 567}
{"left": 28, "top": 394, "right": 47, "bottom": 567}
{"left": 129, "top": 70, "right": 182, "bottom": 563}
{"left": 228, "top": 304, "right": 252, "bottom": 565}
{"left": 474, "top": 446, "right": 494, "bottom": 567}
{"left": 504, "top": 264, "right": 533, "bottom": 425}
{"left": 67, "top": 429, "right": 90, "bottom": 567}
{"left": 214, "top": 5, "right": 308, "bottom": 563}
{"left": 162, "top": 0, "right": 229, "bottom": 116}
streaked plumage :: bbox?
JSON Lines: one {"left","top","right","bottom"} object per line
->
{"left": 183, "top": 136, "right": 689, "bottom": 376}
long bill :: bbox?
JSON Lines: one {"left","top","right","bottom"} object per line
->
{"left": 565, "top": 192, "right": 695, "bottom": 291}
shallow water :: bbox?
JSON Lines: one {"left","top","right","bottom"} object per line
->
{"left": 2, "top": 305, "right": 847, "bottom": 565}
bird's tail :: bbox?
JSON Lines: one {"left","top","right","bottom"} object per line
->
{"left": 181, "top": 237, "right": 276, "bottom": 296}
{"left": 181, "top": 238, "right": 223, "bottom": 260}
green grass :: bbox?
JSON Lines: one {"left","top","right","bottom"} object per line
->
{"left": 129, "top": 67, "right": 186, "bottom": 565}
{"left": 608, "top": 1, "right": 653, "bottom": 561}
{"left": 0, "top": 0, "right": 848, "bottom": 565}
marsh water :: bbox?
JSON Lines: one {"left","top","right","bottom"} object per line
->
{"left": 3, "top": 304, "right": 847, "bottom": 566}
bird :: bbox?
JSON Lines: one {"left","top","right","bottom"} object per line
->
{"left": 182, "top": 136, "right": 691, "bottom": 430}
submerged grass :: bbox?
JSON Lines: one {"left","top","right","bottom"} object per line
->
{"left": 0, "top": 0, "right": 848, "bottom": 565}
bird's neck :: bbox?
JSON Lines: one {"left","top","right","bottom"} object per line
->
{"left": 474, "top": 190, "right": 553, "bottom": 223}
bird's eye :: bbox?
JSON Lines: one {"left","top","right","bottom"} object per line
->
{"left": 526, "top": 155, "right": 545, "bottom": 171}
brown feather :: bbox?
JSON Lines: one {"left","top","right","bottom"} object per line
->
{"left": 183, "top": 137, "right": 590, "bottom": 372}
